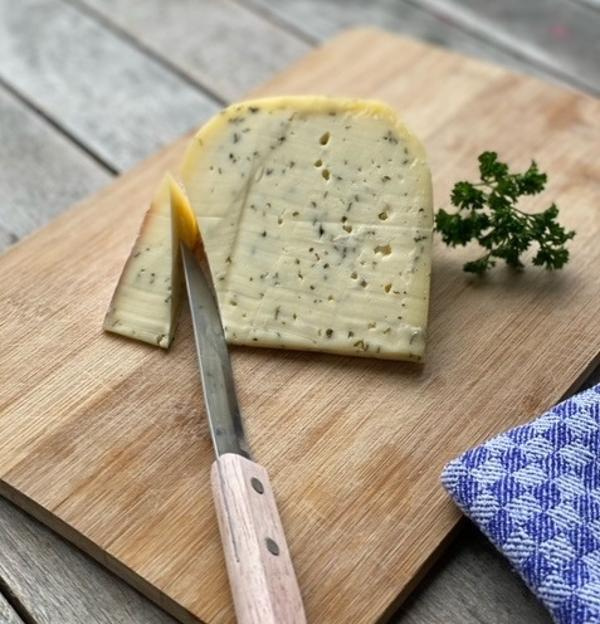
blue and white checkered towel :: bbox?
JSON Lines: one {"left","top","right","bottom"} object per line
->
{"left": 442, "top": 384, "right": 600, "bottom": 624}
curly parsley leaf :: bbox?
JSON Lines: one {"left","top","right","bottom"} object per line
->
{"left": 435, "top": 152, "right": 575, "bottom": 275}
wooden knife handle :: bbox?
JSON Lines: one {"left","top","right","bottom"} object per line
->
{"left": 211, "top": 453, "right": 306, "bottom": 624}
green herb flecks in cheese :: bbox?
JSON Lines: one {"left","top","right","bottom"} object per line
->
{"left": 104, "top": 173, "right": 198, "bottom": 348}
{"left": 182, "top": 96, "right": 433, "bottom": 361}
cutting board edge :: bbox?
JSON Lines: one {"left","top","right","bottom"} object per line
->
{"left": 0, "top": 480, "right": 205, "bottom": 624}
{"left": 253, "top": 26, "right": 595, "bottom": 102}
{"left": 0, "top": 133, "right": 193, "bottom": 268}
{"left": 0, "top": 476, "right": 469, "bottom": 624}
{"left": 1, "top": 27, "right": 593, "bottom": 268}
{"left": 377, "top": 516, "right": 467, "bottom": 623}
{"left": 3, "top": 343, "right": 599, "bottom": 624}
{"left": 1, "top": 26, "right": 599, "bottom": 624}
{"left": 374, "top": 360, "right": 600, "bottom": 622}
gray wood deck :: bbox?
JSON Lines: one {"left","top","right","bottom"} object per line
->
{"left": 0, "top": 1, "right": 598, "bottom": 622}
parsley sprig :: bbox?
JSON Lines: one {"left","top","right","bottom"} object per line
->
{"left": 435, "top": 152, "right": 575, "bottom": 275}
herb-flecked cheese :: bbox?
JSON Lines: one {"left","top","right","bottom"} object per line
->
{"left": 104, "top": 173, "right": 198, "bottom": 347}
{"left": 181, "top": 96, "right": 433, "bottom": 361}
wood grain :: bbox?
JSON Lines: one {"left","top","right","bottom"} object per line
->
{"left": 0, "top": 85, "right": 111, "bottom": 248}
{"left": 0, "top": 590, "right": 24, "bottom": 624}
{"left": 0, "top": 495, "right": 556, "bottom": 624}
{"left": 211, "top": 455, "right": 305, "bottom": 624}
{"left": 75, "top": 0, "right": 311, "bottom": 102}
{"left": 392, "top": 522, "right": 552, "bottom": 624}
{"left": 0, "top": 0, "right": 218, "bottom": 170}
{"left": 573, "top": 0, "right": 600, "bottom": 10}
{"left": 0, "top": 29, "right": 599, "bottom": 624}
{"left": 409, "top": 0, "right": 600, "bottom": 94}
{"left": 245, "top": 0, "right": 584, "bottom": 88}
{"left": 0, "top": 498, "right": 177, "bottom": 624}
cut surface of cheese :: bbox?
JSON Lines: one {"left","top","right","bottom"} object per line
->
{"left": 104, "top": 173, "right": 197, "bottom": 348}
{"left": 182, "top": 96, "right": 433, "bottom": 361}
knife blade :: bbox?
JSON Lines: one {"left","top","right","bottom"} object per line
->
{"left": 181, "top": 243, "right": 306, "bottom": 624}
{"left": 181, "top": 243, "right": 250, "bottom": 459}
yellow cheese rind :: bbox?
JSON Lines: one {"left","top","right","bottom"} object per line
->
{"left": 104, "top": 173, "right": 196, "bottom": 348}
{"left": 181, "top": 96, "right": 433, "bottom": 361}
{"left": 168, "top": 176, "right": 199, "bottom": 250}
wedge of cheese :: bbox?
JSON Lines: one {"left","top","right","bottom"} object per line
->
{"left": 181, "top": 96, "right": 433, "bottom": 361}
{"left": 104, "top": 173, "right": 198, "bottom": 347}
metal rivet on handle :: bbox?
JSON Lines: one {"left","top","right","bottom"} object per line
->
{"left": 265, "top": 538, "right": 280, "bottom": 556}
{"left": 251, "top": 477, "right": 264, "bottom": 494}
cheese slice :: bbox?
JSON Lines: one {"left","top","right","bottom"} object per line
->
{"left": 181, "top": 96, "right": 433, "bottom": 361}
{"left": 104, "top": 173, "right": 198, "bottom": 347}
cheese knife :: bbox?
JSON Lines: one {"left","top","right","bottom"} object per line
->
{"left": 180, "top": 243, "right": 306, "bottom": 624}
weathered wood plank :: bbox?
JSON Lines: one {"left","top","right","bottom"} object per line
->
{"left": 75, "top": 0, "right": 311, "bottom": 102}
{"left": 572, "top": 0, "right": 600, "bottom": 10}
{"left": 1, "top": 27, "right": 599, "bottom": 624}
{"left": 0, "top": 498, "right": 176, "bottom": 624}
{"left": 0, "top": 79, "right": 569, "bottom": 624}
{"left": 245, "top": 0, "right": 597, "bottom": 91}
{"left": 396, "top": 363, "right": 600, "bottom": 623}
{"left": 242, "top": 0, "right": 533, "bottom": 61}
{"left": 0, "top": 229, "right": 18, "bottom": 252}
{"left": 0, "top": 5, "right": 596, "bottom": 623}
{"left": 0, "top": 591, "right": 25, "bottom": 624}
{"left": 393, "top": 523, "right": 552, "bottom": 623}
{"left": 0, "top": 0, "right": 218, "bottom": 171}
{"left": 0, "top": 85, "right": 111, "bottom": 250}
{"left": 408, "top": 0, "right": 600, "bottom": 93}
{"left": 585, "top": 364, "right": 600, "bottom": 389}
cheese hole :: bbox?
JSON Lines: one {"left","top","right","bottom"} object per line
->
{"left": 277, "top": 216, "right": 283, "bottom": 225}
{"left": 360, "top": 279, "right": 368, "bottom": 288}
{"left": 320, "top": 132, "right": 330, "bottom": 145}
{"left": 343, "top": 224, "right": 353, "bottom": 233}
{"left": 374, "top": 244, "right": 392, "bottom": 256}
{"left": 322, "top": 169, "right": 331, "bottom": 181}
{"left": 384, "top": 283, "right": 392, "bottom": 293}
{"left": 351, "top": 271, "right": 358, "bottom": 279}
{"left": 378, "top": 210, "right": 389, "bottom": 221}
{"left": 314, "top": 159, "right": 323, "bottom": 167}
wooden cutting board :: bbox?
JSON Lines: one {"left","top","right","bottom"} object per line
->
{"left": 1, "top": 28, "right": 599, "bottom": 624}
